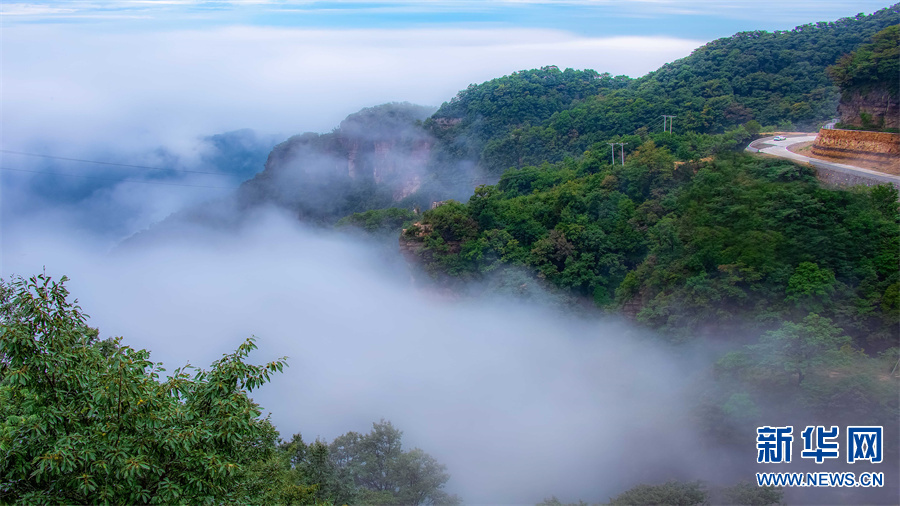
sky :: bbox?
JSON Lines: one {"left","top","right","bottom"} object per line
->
{"left": 1, "top": 0, "right": 893, "bottom": 150}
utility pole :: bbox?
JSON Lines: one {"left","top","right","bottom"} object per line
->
{"left": 662, "top": 115, "right": 676, "bottom": 133}
{"left": 616, "top": 142, "right": 628, "bottom": 165}
{"left": 607, "top": 143, "right": 616, "bottom": 164}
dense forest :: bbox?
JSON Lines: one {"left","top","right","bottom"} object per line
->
{"left": 3, "top": 4, "right": 900, "bottom": 505}
{"left": 426, "top": 5, "right": 899, "bottom": 176}
{"left": 828, "top": 24, "right": 900, "bottom": 95}
{"left": 404, "top": 136, "right": 898, "bottom": 344}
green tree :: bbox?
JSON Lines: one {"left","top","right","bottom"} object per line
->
{"left": 608, "top": 480, "right": 708, "bottom": 505}
{"left": 280, "top": 433, "right": 357, "bottom": 505}
{"left": 744, "top": 120, "right": 762, "bottom": 137}
{"left": 827, "top": 24, "right": 900, "bottom": 93}
{"left": 753, "top": 313, "right": 852, "bottom": 385}
{"left": 336, "top": 207, "right": 417, "bottom": 234}
{"left": 786, "top": 261, "right": 836, "bottom": 312}
{"left": 0, "top": 274, "right": 287, "bottom": 504}
{"left": 329, "top": 420, "right": 458, "bottom": 505}
{"left": 720, "top": 481, "right": 783, "bottom": 505}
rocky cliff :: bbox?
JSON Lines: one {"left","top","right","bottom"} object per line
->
{"left": 236, "top": 103, "right": 437, "bottom": 221}
{"left": 837, "top": 86, "right": 900, "bottom": 130}
{"left": 828, "top": 24, "right": 898, "bottom": 131}
{"left": 811, "top": 128, "right": 900, "bottom": 165}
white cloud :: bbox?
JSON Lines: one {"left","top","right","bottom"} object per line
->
{"left": 0, "top": 210, "right": 728, "bottom": 504}
{"left": 0, "top": 3, "right": 77, "bottom": 15}
{"left": 1, "top": 25, "right": 702, "bottom": 152}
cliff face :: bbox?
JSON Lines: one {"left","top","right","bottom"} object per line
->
{"left": 344, "top": 138, "right": 433, "bottom": 198}
{"left": 238, "top": 103, "right": 436, "bottom": 221}
{"left": 838, "top": 87, "right": 900, "bottom": 130}
{"left": 811, "top": 128, "right": 900, "bottom": 174}
{"left": 828, "top": 24, "right": 899, "bottom": 130}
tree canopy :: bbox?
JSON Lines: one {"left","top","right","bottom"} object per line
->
{"left": 0, "top": 275, "right": 460, "bottom": 505}
{"left": 0, "top": 274, "right": 287, "bottom": 504}
{"left": 828, "top": 24, "right": 900, "bottom": 95}
{"left": 405, "top": 134, "right": 899, "bottom": 344}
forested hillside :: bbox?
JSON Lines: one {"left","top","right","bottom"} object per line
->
{"left": 134, "top": 3, "right": 900, "bottom": 357}
{"left": 427, "top": 4, "right": 899, "bottom": 176}
{"left": 404, "top": 134, "right": 899, "bottom": 345}
{"left": 390, "top": 11, "right": 900, "bottom": 498}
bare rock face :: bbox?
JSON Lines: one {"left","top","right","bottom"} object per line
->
{"left": 838, "top": 87, "right": 900, "bottom": 130}
{"left": 811, "top": 128, "right": 900, "bottom": 173}
{"left": 235, "top": 103, "right": 437, "bottom": 221}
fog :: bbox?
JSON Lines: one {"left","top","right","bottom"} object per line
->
{"left": 1, "top": 25, "right": 703, "bottom": 154}
{"left": 1, "top": 207, "right": 746, "bottom": 503}
{"left": 1, "top": 22, "right": 704, "bottom": 257}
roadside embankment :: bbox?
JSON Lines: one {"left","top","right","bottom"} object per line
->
{"left": 811, "top": 129, "right": 900, "bottom": 172}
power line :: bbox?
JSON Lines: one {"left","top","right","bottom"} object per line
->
{"left": 0, "top": 149, "right": 234, "bottom": 177}
{"left": 615, "top": 142, "right": 628, "bottom": 165}
{"left": 0, "top": 167, "right": 239, "bottom": 190}
{"left": 662, "top": 115, "right": 676, "bottom": 133}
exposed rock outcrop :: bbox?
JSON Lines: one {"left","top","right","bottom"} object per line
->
{"left": 236, "top": 103, "right": 437, "bottom": 221}
{"left": 811, "top": 128, "right": 900, "bottom": 165}
{"left": 837, "top": 87, "right": 900, "bottom": 130}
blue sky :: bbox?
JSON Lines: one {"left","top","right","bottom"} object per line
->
{"left": 2, "top": 1, "right": 894, "bottom": 38}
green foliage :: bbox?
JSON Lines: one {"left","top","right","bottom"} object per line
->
{"left": 721, "top": 392, "right": 760, "bottom": 421}
{"left": 787, "top": 262, "right": 836, "bottom": 299}
{"left": 336, "top": 207, "right": 417, "bottom": 234}
{"left": 328, "top": 420, "right": 458, "bottom": 506}
{"left": 427, "top": 67, "right": 622, "bottom": 171}
{"left": 720, "top": 481, "right": 783, "bottom": 506}
{"left": 607, "top": 480, "right": 707, "bottom": 506}
{"left": 406, "top": 134, "right": 899, "bottom": 342}
{"left": 743, "top": 120, "right": 762, "bottom": 137}
{"left": 424, "top": 201, "right": 479, "bottom": 243}
{"left": 785, "top": 262, "right": 836, "bottom": 312}
{"left": 279, "top": 433, "right": 357, "bottom": 505}
{"left": 427, "top": 6, "right": 899, "bottom": 178}
{"left": 828, "top": 24, "right": 900, "bottom": 95}
{"left": 753, "top": 313, "right": 852, "bottom": 385}
{"left": 0, "top": 274, "right": 287, "bottom": 504}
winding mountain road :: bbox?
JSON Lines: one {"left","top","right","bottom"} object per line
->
{"left": 746, "top": 134, "right": 900, "bottom": 187}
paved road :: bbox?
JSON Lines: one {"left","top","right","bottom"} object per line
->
{"left": 746, "top": 134, "right": 900, "bottom": 187}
